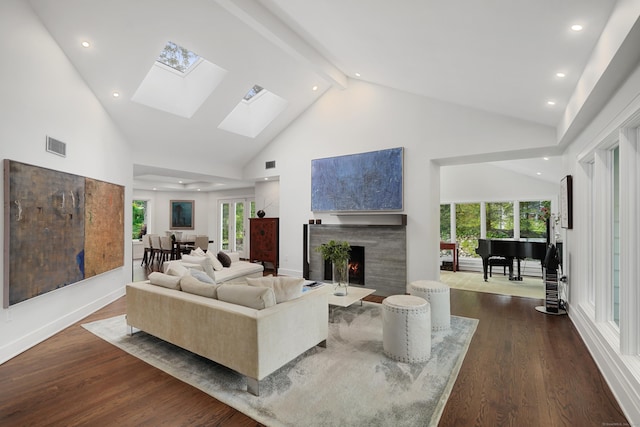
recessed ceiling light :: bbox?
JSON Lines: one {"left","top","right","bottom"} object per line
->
{"left": 264, "top": 177, "right": 269, "bottom": 181}
{"left": 355, "top": 72, "right": 361, "bottom": 77}
{"left": 153, "top": 187, "right": 157, "bottom": 191}
{"left": 556, "top": 72, "right": 566, "bottom": 78}
{"left": 81, "top": 41, "right": 90, "bottom": 48}
{"left": 197, "top": 189, "right": 201, "bottom": 191}
{"left": 312, "top": 85, "right": 318, "bottom": 91}
{"left": 543, "top": 157, "right": 549, "bottom": 161}
{"left": 178, "top": 180, "right": 183, "bottom": 184}
{"left": 112, "top": 91, "right": 120, "bottom": 98}
{"left": 536, "top": 172, "right": 542, "bottom": 175}
{"left": 547, "top": 100, "right": 556, "bottom": 106}
{"left": 571, "top": 24, "right": 583, "bottom": 32}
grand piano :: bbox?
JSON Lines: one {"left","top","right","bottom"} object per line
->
{"left": 475, "top": 239, "right": 557, "bottom": 282}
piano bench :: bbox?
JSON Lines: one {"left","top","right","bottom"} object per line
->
{"left": 488, "top": 257, "right": 510, "bottom": 277}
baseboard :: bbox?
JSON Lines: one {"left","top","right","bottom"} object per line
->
{"left": 0, "top": 287, "right": 125, "bottom": 365}
{"left": 570, "top": 304, "right": 640, "bottom": 424}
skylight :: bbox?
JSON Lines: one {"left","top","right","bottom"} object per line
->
{"left": 132, "top": 41, "right": 227, "bottom": 118}
{"left": 243, "top": 84, "right": 264, "bottom": 101}
{"left": 156, "top": 41, "right": 200, "bottom": 73}
{"left": 218, "top": 85, "right": 288, "bottom": 138}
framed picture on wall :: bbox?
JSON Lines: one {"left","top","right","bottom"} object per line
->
{"left": 170, "top": 200, "right": 194, "bottom": 230}
{"left": 560, "top": 175, "right": 573, "bottom": 229}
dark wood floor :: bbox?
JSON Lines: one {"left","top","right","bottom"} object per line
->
{"left": 0, "top": 267, "right": 629, "bottom": 426}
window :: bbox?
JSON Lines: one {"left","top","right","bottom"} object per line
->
{"left": 486, "top": 202, "right": 514, "bottom": 238}
{"left": 612, "top": 145, "right": 620, "bottom": 326}
{"left": 520, "top": 200, "right": 550, "bottom": 239}
{"left": 455, "top": 203, "right": 480, "bottom": 257}
{"left": 156, "top": 41, "right": 200, "bottom": 74}
{"left": 219, "top": 198, "right": 255, "bottom": 257}
{"left": 132, "top": 200, "right": 147, "bottom": 239}
{"left": 243, "top": 84, "right": 264, "bottom": 102}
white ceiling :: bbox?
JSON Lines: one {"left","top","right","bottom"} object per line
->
{"left": 27, "top": 0, "right": 623, "bottom": 191}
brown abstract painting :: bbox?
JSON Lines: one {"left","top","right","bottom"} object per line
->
{"left": 3, "top": 160, "right": 124, "bottom": 307}
{"left": 84, "top": 178, "right": 125, "bottom": 277}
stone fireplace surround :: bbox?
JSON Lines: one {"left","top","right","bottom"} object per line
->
{"left": 307, "top": 222, "right": 407, "bottom": 296}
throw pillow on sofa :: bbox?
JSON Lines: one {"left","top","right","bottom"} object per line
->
{"left": 217, "top": 284, "right": 276, "bottom": 310}
{"left": 149, "top": 272, "right": 182, "bottom": 290}
{"left": 190, "top": 268, "right": 215, "bottom": 284}
{"left": 206, "top": 251, "right": 224, "bottom": 271}
{"left": 217, "top": 251, "right": 232, "bottom": 268}
{"left": 180, "top": 275, "right": 219, "bottom": 298}
{"left": 191, "top": 247, "right": 207, "bottom": 257}
{"left": 246, "top": 276, "right": 304, "bottom": 303}
{"left": 166, "top": 262, "right": 190, "bottom": 278}
{"left": 189, "top": 247, "right": 223, "bottom": 271}
{"left": 181, "top": 254, "right": 216, "bottom": 280}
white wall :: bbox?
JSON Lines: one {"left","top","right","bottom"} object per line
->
{"left": 0, "top": 0, "right": 133, "bottom": 363}
{"left": 243, "top": 79, "right": 556, "bottom": 283}
{"left": 255, "top": 179, "right": 280, "bottom": 218}
{"left": 133, "top": 190, "right": 211, "bottom": 237}
{"left": 441, "top": 163, "right": 560, "bottom": 204}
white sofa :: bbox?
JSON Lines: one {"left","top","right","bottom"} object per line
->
{"left": 125, "top": 279, "right": 329, "bottom": 395}
{"left": 164, "top": 251, "right": 264, "bottom": 283}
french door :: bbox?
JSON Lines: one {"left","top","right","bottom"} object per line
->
{"left": 219, "top": 198, "right": 255, "bottom": 259}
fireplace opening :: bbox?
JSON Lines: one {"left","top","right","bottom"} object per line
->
{"left": 323, "top": 245, "right": 365, "bottom": 286}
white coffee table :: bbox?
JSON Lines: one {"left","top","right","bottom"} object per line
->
{"left": 327, "top": 286, "right": 376, "bottom": 322}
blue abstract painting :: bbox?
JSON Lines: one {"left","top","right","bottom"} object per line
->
{"left": 311, "top": 147, "right": 403, "bottom": 212}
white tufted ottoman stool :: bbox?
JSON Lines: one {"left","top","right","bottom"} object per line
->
{"left": 409, "top": 280, "right": 451, "bottom": 331}
{"left": 382, "top": 295, "right": 431, "bottom": 363}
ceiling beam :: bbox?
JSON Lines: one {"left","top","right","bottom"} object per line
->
{"left": 215, "top": 0, "right": 348, "bottom": 89}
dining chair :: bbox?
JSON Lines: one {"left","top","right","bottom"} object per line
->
{"left": 159, "top": 236, "right": 174, "bottom": 264}
{"left": 149, "top": 235, "right": 161, "bottom": 266}
{"left": 141, "top": 234, "right": 152, "bottom": 267}
{"left": 194, "top": 235, "right": 210, "bottom": 252}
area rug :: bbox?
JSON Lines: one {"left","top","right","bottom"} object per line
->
{"left": 82, "top": 303, "right": 478, "bottom": 427}
{"left": 440, "top": 270, "right": 544, "bottom": 299}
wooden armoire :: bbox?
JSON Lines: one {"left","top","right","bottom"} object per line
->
{"left": 249, "top": 217, "right": 279, "bottom": 273}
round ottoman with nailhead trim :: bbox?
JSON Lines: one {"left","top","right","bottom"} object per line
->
{"left": 409, "top": 280, "right": 451, "bottom": 331}
{"left": 382, "top": 295, "right": 431, "bottom": 363}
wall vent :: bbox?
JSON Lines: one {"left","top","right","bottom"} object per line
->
{"left": 265, "top": 160, "right": 276, "bottom": 169}
{"left": 46, "top": 136, "right": 66, "bottom": 157}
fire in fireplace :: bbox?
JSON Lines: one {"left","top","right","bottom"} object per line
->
{"left": 324, "top": 245, "right": 365, "bottom": 285}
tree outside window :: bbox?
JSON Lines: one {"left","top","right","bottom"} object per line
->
{"left": 440, "top": 204, "right": 451, "bottom": 242}
{"left": 456, "top": 203, "right": 480, "bottom": 257}
{"left": 132, "top": 200, "right": 146, "bottom": 239}
{"left": 520, "top": 200, "right": 550, "bottom": 239}
{"left": 486, "top": 202, "right": 514, "bottom": 238}
{"left": 221, "top": 203, "right": 230, "bottom": 250}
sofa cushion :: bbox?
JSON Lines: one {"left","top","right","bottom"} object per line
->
{"left": 190, "top": 268, "right": 215, "bottom": 284}
{"left": 149, "top": 272, "right": 182, "bottom": 290}
{"left": 217, "top": 251, "right": 232, "bottom": 267}
{"left": 166, "top": 262, "right": 190, "bottom": 278}
{"left": 180, "top": 275, "right": 219, "bottom": 298}
{"left": 206, "top": 251, "right": 224, "bottom": 271}
{"left": 227, "top": 252, "right": 241, "bottom": 263}
{"left": 246, "top": 276, "right": 304, "bottom": 303}
{"left": 217, "top": 284, "right": 276, "bottom": 309}
{"left": 181, "top": 254, "right": 216, "bottom": 280}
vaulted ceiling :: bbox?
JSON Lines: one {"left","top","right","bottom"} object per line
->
{"left": 28, "top": 0, "right": 633, "bottom": 190}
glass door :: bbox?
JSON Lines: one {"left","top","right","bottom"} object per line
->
{"left": 219, "top": 198, "right": 255, "bottom": 258}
